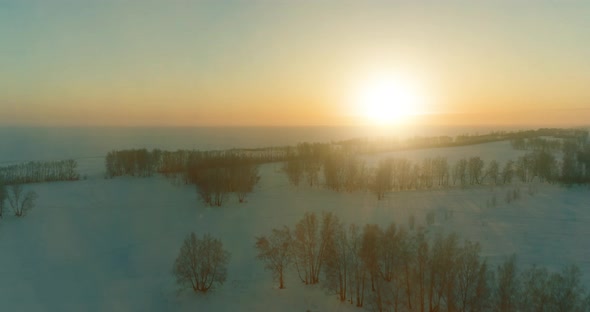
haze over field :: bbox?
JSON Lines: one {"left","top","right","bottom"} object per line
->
{"left": 1, "top": 0, "right": 590, "bottom": 127}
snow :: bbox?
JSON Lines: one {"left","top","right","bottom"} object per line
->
{"left": 1, "top": 131, "right": 589, "bottom": 311}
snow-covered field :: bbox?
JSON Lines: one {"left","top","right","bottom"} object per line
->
{"left": 1, "top": 133, "right": 590, "bottom": 311}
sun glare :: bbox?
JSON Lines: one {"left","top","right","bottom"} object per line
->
{"left": 355, "top": 74, "right": 427, "bottom": 125}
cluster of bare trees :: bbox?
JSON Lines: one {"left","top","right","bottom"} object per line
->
{"left": 283, "top": 145, "right": 453, "bottom": 197}
{"left": 284, "top": 147, "right": 576, "bottom": 200}
{"left": 282, "top": 142, "right": 331, "bottom": 187}
{"left": 323, "top": 153, "right": 369, "bottom": 192}
{"left": 105, "top": 149, "right": 155, "bottom": 177}
{"left": 560, "top": 140, "right": 590, "bottom": 184}
{"left": 105, "top": 148, "right": 287, "bottom": 178}
{"left": 0, "top": 160, "right": 79, "bottom": 184}
{"left": 173, "top": 232, "right": 230, "bottom": 293}
{"left": 255, "top": 212, "right": 334, "bottom": 289}
{"left": 372, "top": 157, "right": 452, "bottom": 198}
{"left": 283, "top": 152, "right": 518, "bottom": 199}
{"left": 105, "top": 149, "right": 263, "bottom": 206}
{"left": 508, "top": 131, "right": 590, "bottom": 185}
{"left": 510, "top": 138, "right": 590, "bottom": 185}
{"left": 185, "top": 155, "right": 260, "bottom": 206}
{"left": 256, "top": 212, "right": 590, "bottom": 311}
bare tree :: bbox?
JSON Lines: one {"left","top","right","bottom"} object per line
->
{"left": 433, "top": 156, "right": 450, "bottom": 187}
{"left": 7, "top": 184, "right": 38, "bottom": 217}
{"left": 413, "top": 230, "right": 429, "bottom": 312}
{"left": 255, "top": 226, "right": 292, "bottom": 289}
{"left": 323, "top": 153, "right": 345, "bottom": 191}
{"left": 234, "top": 164, "right": 260, "bottom": 203}
{"left": 493, "top": 255, "right": 520, "bottom": 312}
{"left": 283, "top": 159, "right": 304, "bottom": 186}
{"left": 360, "top": 224, "right": 382, "bottom": 293}
{"left": 323, "top": 217, "right": 349, "bottom": 301}
{"left": 501, "top": 160, "right": 515, "bottom": 184}
{"left": 428, "top": 232, "right": 459, "bottom": 312}
{"left": 453, "top": 158, "right": 468, "bottom": 186}
{"left": 372, "top": 159, "right": 393, "bottom": 200}
{"left": 485, "top": 160, "right": 500, "bottom": 185}
{"left": 547, "top": 265, "right": 588, "bottom": 312}
{"left": 304, "top": 160, "right": 321, "bottom": 187}
{"left": 292, "top": 211, "right": 337, "bottom": 285}
{"left": 520, "top": 265, "right": 551, "bottom": 312}
{"left": 0, "top": 179, "right": 6, "bottom": 218}
{"left": 377, "top": 223, "right": 407, "bottom": 312}
{"left": 347, "top": 223, "right": 367, "bottom": 307}
{"left": 456, "top": 240, "right": 490, "bottom": 312}
{"left": 468, "top": 157, "right": 485, "bottom": 185}
{"left": 293, "top": 212, "right": 319, "bottom": 284}
{"left": 173, "top": 232, "right": 230, "bottom": 293}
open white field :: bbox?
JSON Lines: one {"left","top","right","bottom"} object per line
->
{"left": 1, "top": 141, "right": 590, "bottom": 311}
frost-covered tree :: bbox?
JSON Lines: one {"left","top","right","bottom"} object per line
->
{"left": 255, "top": 226, "right": 292, "bottom": 289}
{"left": 173, "top": 232, "right": 230, "bottom": 293}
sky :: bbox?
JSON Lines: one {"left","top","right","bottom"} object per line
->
{"left": 1, "top": 0, "right": 590, "bottom": 127}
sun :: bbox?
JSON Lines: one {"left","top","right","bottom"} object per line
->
{"left": 355, "top": 74, "right": 427, "bottom": 125}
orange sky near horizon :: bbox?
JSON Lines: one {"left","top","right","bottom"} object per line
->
{"left": 1, "top": 1, "right": 590, "bottom": 127}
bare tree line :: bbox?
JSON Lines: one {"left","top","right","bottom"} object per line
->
{"left": 105, "top": 148, "right": 288, "bottom": 178}
{"left": 0, "top": 159, "right": 79, "bottom": 185}
{"left": 281, "top": 140, "right": 590, "bottom": 200}
{"left": 284, "top": 150, "right": 558, "bottom": 200}
{"left": 256, "top": 212, "right": 590, "bottom": 311}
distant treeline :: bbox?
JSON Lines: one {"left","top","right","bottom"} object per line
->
{"left": 0, "top": 160, "right": 79, "bottom": 185}
{"left": 104, "top": 128, "right": 590, "bottom": 202}
{"left": 104, "top": 128, "right": 589, "bottom": 179}
{"left": 256, "top": 212, "right": 590, "bottom": 311}
{"left": 105, "top": 147, "right": 287, "bottom": 178}
{"left": 337, "top": 127, "right": 589, "bottom": 155}
{"left": 283, "top": 137, "right": 590, "bottom": 198}
{"left": 105, "top": 148, "right": 267, "bottom": 206}
{"left": 510, "top": 137, "right": 563, "bottom": 152}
